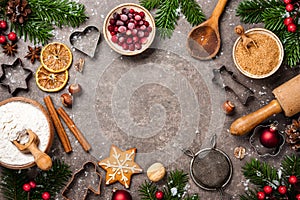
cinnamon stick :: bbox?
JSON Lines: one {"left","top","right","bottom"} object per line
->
{"left": 57, "top": 107, "right": 91, "bottom": 152}
{"left": 44, "top": 96, "right": 72, "bottom": 153}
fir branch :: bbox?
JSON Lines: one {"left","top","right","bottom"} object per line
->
{"left": 28, "top": 0, "right": 88, "bottom": 28}
{"left": 11, "top": 17, "right": 53, "bottom": 45}
{"left": 281, "top": 155, "right": 300, "bottom": 179}
{"left": 163, "top": 170, "right": 189, "bottom": 199}
{"left": 155, "top": 0, "right": 179, "bottom": 39}
{"left": 138, "top": 181, "right": 157, "bottom": 200}
{"left": 242, "top": 159, "right": 279, "bottom": 188}
{"left": 283, "top": 31, "right": 300, "bottom": 67}
{"left": 139, "top": 0, "right": 161, "bottom": 10}
{"left": 236, "top": 0, "right": 265, "bottom": 24}
{"left": 240, "top": 189, "right": 259, "bottom": 200}
{"left": 180, "top": 0, "right": 205, "bottom": 26}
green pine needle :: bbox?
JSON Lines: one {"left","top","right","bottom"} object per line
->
{"left": 180, "top": 0, "right": 205, "bottom": 26}
{"left": 140, "top": 0, "right": 161, "bottom": 10}
{"left": 138, "top": 181, "right": 157, "bottom": 200}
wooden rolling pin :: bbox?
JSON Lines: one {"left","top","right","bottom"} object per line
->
{"left": 230, "top": 74, "right": 300, "bottom": 136}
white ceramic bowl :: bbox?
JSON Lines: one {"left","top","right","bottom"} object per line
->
{"left": 232, "top": 28, "right": 284, "bottom": 79}
{"left": 103, "top": 3, "right": 156, "bottom": 56}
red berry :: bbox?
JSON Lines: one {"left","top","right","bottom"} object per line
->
{"left": 257, "top": 191, "right": 265, "bottom": 200}
{"left": 289, "top": 175, "right": 298, "bottom": 184}
{"left": 122, "top": 43, "right": 129, "bottom": 50}
{"left": 42, "top": 192, "right": 51, "bottom": 200}
{"left": 109, "top": 18, "right": 116, "bottom": 25}
{"left": 284, "top": 0, "right": 292, "bottom": 4}
{"left": 0, "top": 35, "right": 6, "bottom": 44}
{"left": 278, "top": 186, "right": 287, "bottom": 195}
{"left": 286, "top": 4, "right": 294, "bottom": 12}
{"left": 108, "top": 25, "right": 114, "bottom": 32}
{"left": 111, "top": 35, "right": 118, "bottom": 43}
{"left": 129, "top": 44, "right": 135, "bottom": 51}
{"left": 135, "top": 43, "right": 142, "bottom": 50}
{"left": 287, "top": 23, "right": 297, "bottom": 32}
{"left": 29, "top": 181, "right": 36, "bottom": 189}
{"left": 129, "top": 9, "right": 135, "bottom": 14}
{"left": 144, "top": 20, "right": 149, "bottom": 27}
{"left": 296, "top": 194, "right": 300, "bottom": 200}
{"left": 7, "top": 32, "right": 17, "bottom": 41}
{"left": 139, "top": 11, "right": 145, "bottom": 18}
{"left": 0, "top": 20, "right": 7, "bottom": 30}
{"left": 155, "top": 190, "right": 164, "bottom": 200}
{"left": 263, "top": 185, "right": 272, "bottom": 194}
{"left": 126, "top": 37, "right": 133, "bottom": 44}
{"left": 22, "top": 183, "right": 31, "bottom": 192}
{"left": 284, "top": 17, "right": 294, "bottom": 26}
{"left": 110, "top": 31, "right": 116, "bottom": 36}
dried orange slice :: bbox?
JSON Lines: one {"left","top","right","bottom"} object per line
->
{"left": 40, "top": 42, "right": 72, "bottom": 73}
{"left": 35, "top": 65, "right": 68, "bottom": 92}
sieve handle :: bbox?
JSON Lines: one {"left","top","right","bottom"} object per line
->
{"left": 183, "top": 149, "right": 195, "bottom": 158}
{"left": 218, "top": 188, "right": 232, "bottom": 200}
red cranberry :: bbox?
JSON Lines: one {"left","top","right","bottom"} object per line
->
{"left": 129, "top": 9, "right": 135, "bottom": 14}
{"left": 131, "top": 29, "right": 138, "bottom": 35}
{"left": 120, "top": 14, "right": 128, "bottom": 21}
{"left": 128, "top": 13, "right": 133, "bottom": 19}
{"left": 0, "top": 20, "right": 7, "bottom": 30}
{"left": 7, "top": 32, "right": 17, "bottom": 41}
{"left": 286, "top": 4, "right": 294, "bottom": 12}
{"left": 135, "top": 43, "right": 142, "bottom": 50}
{"left": 109, "top": 18, "right": 116, "bottom": 25}
{"left": 0, "top": 35, "right": 6, "bottom": 44}
{"left": 126, "top": 37, "right": 133, "bottom": 44}
{"left": 122, "top": 8, "right": 129, "bottom": 14}
{"left": 144, "top": 20, "right": 149, "bottom": 27}
{"left": 118, "top": 26, "right": 127, "bottom": 33}
{"left": 287, "top": 23, "right": 297, "bottom": 32}
{"left": 118, "top": 36, "right": 125, "bottom": 43}
{"left": 108, "top": 25, "right": 114, "bottom": 32}
{"left": 129, "top": 44, "right": 135, "bottom": 51}
{"left": 140, "top": 25, "right": 147, "bottom": 30}
{"left": 139, "top": 20, "right": 144, "bottom": 25}
{"left": 116, "top": 20, "right": 124, "bottom": 26}
{"left": 137, "top": 30, "right": 144, "bottom": 37}
{"left": 132, "top": 36, "right": 139, "bottom": 43}
{"left": 147, "top": 26, "right": 152, "bottom": 32}
{"left": 126, "top": 29, "right": 132, "bottom": 35}
{"left": 135, "top": 15, "right": 142, "bottom": 21}
{"left": 111, "top": 35, "right": 118, "bottom": 43}
{"left": 139, "top": 11, "right": 145, "bottom": 18}
{"left": 114, "top": 26, "right": 119, "bottom": 32}
{"left": 144, "top": 31, "right": 150, "bottom": 37}
{"left": 140, "top": 37, "right": 148, "bottom": 44}
{"left": 122, "top": 43, "right": 129, "bottom": 50}
{"left": 284, "top": 17, "right": 294, "bottom": 26}
{"left": 110, "top": 31, "right": 117, "bottom": 36}
{"left": 128, "top": 22, "right": 135, "bottom": 30}
{"left": 113, "top": 12, "right": 120, "bottom": 19}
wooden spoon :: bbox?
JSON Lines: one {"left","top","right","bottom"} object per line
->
{"left": 12, "top": 129, "right": 52, "bottom": 171}
{"left": 187, "top": 0, "right": 228, "bottom": 60}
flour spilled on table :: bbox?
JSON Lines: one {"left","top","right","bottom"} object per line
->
{"left": 0, "top": 101, "right": 50, "bottom": 165}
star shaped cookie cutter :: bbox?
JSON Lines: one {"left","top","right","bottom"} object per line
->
{"left": 0, "top": 58, "right": 32, "bottom": 96}
{"left": 62, "top": 161, "right": 102, "bottom": 200}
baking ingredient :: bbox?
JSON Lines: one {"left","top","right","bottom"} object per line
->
{"left": 233, "top": 146, "right": 246, "bottom": 160}
{"left": 60, "top": 93, "right": 73, "bottom": 107}
{"left": 2, "top": 42, "right": 18, "bottom": 56}
{"left": 235, "top": 32, "right": 280, "bottom": 76}
{"left": 0, "top": 101, "right": 50, "bottom": 165}
{"left": 35, "top": 65, "right": 68, "bottom": 92}
{"left": 222, "top": 100, "right": 235, "bottom": 115}
{"left": 68, "top": 83, "right": 81, "bottom": 95}
{"left": 108, "top": 7, "right": 152, "bottom": 51}
{"left": 24, "top": 46, "right": 41, "bottom": 64}
{"left": 146, "top": 162, "right": 166, "bottom": 182}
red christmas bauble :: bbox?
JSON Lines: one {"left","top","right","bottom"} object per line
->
{"left": 284, "top": 17, "right": 294, "bottom": 26}
{"left": 296, "top": 194, "right": 300, "bottom": 200}
{"left": 259, "top": 127, "right": 280, "bottom": 148}
{"left": 257, "top": 191, "right": 265, "bottom": 200}
{"left": 286, "top": 4, "right": 294, "bottom": 12}
{"left": 263, "top": 185, "right": 272, "bottom": 194}
{"left": 42, "top": 192, "right": 51, "bottom": 200}
{"left": 155, "top": 190, "right": 164, "bottom": 200}
{"left": 0, "top": 20, "right": 7, "bottom": 30}
{"left": 278, "top": 186, "right": 287, "bottom": 195}
{"left": 22, "top": 183, "right": 31, "bottom": 192}
{"left": 0, "top": 35, "right": 6, "bottom": 44}
{"left": 287, "top": 23, "right": 297, "bottom": 33}
{"left": 7, "top": 32, "right": 17, "bottom": 41}
{"left": 289, "top": 175, "right": 298, "bottom": 184}
{"left": 112, "top": 190, "right": 132, "bottom": 200}
{"left": 29, "top": 181, "right": 36, "bottom": 189}
{"left": 284, "top": 0, "right": 292, "bottom": 4}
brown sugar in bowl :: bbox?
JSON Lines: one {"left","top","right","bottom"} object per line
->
{"left": 232, "top": 28, "right": 284, "bottom": 79}
{"left": 0, "top": 97, "right": 54, "bottom": 169}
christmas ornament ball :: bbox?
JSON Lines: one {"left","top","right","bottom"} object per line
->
{"left": 22, "top": 183, "right": 31, "bottom": 192}
{"left": 155, "top": 190, "right": 164, "bottom": 200}
{"left": 257, "top": 191, "right": 265, "bottom": 200}
{"left": 112, "top": 189, "right": 132, "bottom": 200}
{"left": 259, "top": 127, "right": 280, "bottom": 148}
{"left": 278, "top": 185, "right": 287, "bottom": 195}
{"left": 263, "top": 185, "right": 272, "bottom": 194}
{"left": 0, "top": 20, "right": 7, "bottom": 30}
{"left": 42, "top": 192, "right": 51, "bottom": 200}
{"left": 289, "top": 175, "right": 298, "bottom": 184}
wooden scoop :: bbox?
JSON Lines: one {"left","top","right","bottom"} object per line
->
{"left": 230, "top": 74, "right": 300, "bottom": 136}
{"left": 13, "top": 129, "right": 52, "bottom": 171}
{"left": 187, "top": 0, "right": 228, "bottom": 60}
{"left": 235, "top": 25, "right": 258, "bottom": 53}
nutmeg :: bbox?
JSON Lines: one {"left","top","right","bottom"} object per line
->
{"left": 222, "top": 100, "right": 235, "bottom": 115}
{"left": 61, "top": 93, "right": 72, "bottom": 107}
{"left": 146, "top": 163, "right": 166, "bottom": 182}
{"left": 68, "top": 83, "right": 81, "bottom": 95}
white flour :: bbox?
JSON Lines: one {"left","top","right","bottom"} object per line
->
{"left": 0, "top": 101, "right": 50, "bottom": 165}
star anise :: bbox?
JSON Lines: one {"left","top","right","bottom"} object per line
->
{"left": 2, "top": 42, "right": 18, "bottom": 56}
{"left": 24, "top": 46, "right": 41, "bottom": 64}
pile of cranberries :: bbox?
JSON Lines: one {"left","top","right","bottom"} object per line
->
{"left": 283, "top": 0, "right": 299, "bottom": 33}
{"left": 0, "top": 20, "right": 17, "bottom": 44}
{"left": 108, "top": 7, "right": 153, "bottom": 51}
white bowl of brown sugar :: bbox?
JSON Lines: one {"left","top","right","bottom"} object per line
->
{"left": 232, "top": 28, "right": 284, "bottom": 79}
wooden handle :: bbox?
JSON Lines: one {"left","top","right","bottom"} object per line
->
{"left": 230, "top": 100, "right": 282, "bottom": 136}
{"left": 211, "top": 0, "right": 228, "bottom": 20}
{"left": 27, "top": 142, "right": 52, "bottom": 171}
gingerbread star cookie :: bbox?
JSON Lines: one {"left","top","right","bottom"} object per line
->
{"left": 98, "top": 145, "right": 142, "bottom": 188}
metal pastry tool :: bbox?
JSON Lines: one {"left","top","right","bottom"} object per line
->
{"left": 12, "top": 129, "right": 52, "bottom": 171}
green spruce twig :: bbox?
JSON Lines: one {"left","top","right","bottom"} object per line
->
{"left": 138, "top": 181, "right": 157, "bottom": 200}
{"left": 180, "top": 0, "right": 205, "bottom": 26}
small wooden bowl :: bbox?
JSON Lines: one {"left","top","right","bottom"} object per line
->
{"left": 0, "top": 97, "right": 54, "bottom": 169}
{"left": 232, "top": 28, "right": 284, "bottom": 79}
{"left": 103, "top": 3, "right": 156, "bottom": 56}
